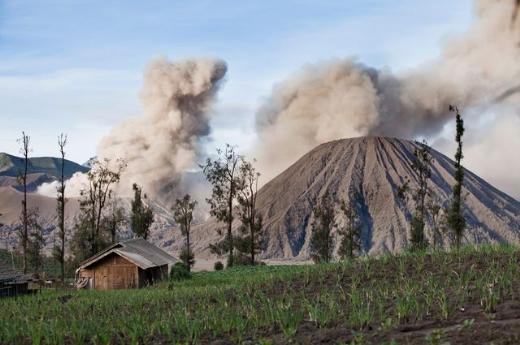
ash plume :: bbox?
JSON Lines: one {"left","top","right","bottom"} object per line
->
{"left": 254, "top": 0, "right": 520, "bottom": 181}
{"left": 98, "top": 57, "right": 227, "bottom": 200}
{"left": 36, "top": 171, "right": 88, "bottom": 198}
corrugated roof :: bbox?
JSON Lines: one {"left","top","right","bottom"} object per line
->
{"left": 78, "top": 238, "right": 176, "bottom": 271}
{"left": 77, "top": 242, "right": 122, "bottom": 268}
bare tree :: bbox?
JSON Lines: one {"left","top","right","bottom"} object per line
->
{"left": 202, "top": 144, "right": 242, "bottom": 267}
{"left": 53, "top": 133, "right": 67, "bottom": 282}
{"left": 87, "top": 159, "right": 125, "bottom": 253}
{"left": 236, "top": 159, "right": 263, "bottom": 265}
{"left": 71, "top": 158, "right": 125, "bottom": 261}
{"left": 172, "top": 194, "right": 197, "bottom": 271}
{"left": 17, "top": 132, "right": 30, "bottom": 273}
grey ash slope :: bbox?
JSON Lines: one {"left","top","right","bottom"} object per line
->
{"left": 255, "top": 137, "right": 520, "bottom": 259}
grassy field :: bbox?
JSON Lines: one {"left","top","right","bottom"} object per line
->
{"left": 2, "top": 245, "right": 520, "bottom": 344}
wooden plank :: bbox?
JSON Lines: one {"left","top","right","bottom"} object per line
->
{"left": 79, "top": 253, "right": 151, "bottom": 290}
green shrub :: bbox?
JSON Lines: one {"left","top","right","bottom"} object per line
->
{"left": 234, "top": 254, "right": 253, "bottom": 266}
{"left": 170, "top": 262, "right": 191, "bottom": 282}
{"left": 214, "top": 261, "right": 224, "bottom": 271}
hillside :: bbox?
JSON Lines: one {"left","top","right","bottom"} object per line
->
{"left": 0, "top": 152, "right": 89, "bottom": 179}
{"left": 0, "top": 186, "right": 177, "bottom": 265}
{"left": 0, "top": 186, "right": 80, "bottom": 225}
{"left": 251, "top": 137, "right": 520, "bottom": 259}
{"left": 172, "top": 137, "right": 520, "bottom": 262}
{"left": 0, "top": 152, "right": 89, "bottom": 194}
{"left": 1, "top": 137, "right": 519, "bottom": 265}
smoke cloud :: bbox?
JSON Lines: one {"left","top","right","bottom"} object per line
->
{"left": 36, "top": 172, "right": 88, "bottom": 198}
{"left": 98, "top": 57, "right": 227, "bottom": 199}
{"left": 35, "top": 58, "right": 226, "bottom": 202}
{"left": 254, "top": 0, "right": 520, "bottom": 181}
{"left": 35, "top": 0, "right": 520, "bottom": 201}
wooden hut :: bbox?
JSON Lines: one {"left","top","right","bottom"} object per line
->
{"left": 76, "top": 239, "right": 176, "bottom": 290}
{"left": 0, "top": 260, "right": 29, "bottom": 297}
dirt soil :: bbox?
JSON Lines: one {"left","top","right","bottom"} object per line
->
{"left": 204, "top": 253, "right": 520, "bottom": 344}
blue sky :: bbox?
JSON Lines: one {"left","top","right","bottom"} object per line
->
{"left": 0, "top": 0, "right": 473, "bottom": 163}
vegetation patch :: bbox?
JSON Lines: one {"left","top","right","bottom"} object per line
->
{"left": 2, "top": 245, "right": 520, "bottom": 344}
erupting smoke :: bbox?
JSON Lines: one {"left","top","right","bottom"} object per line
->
{"left": 254, "top": 0, "right": 520, "bottom": 181}
{"left": 36, "top": 0, "right": 520, "bottom": 201}
{"left": 98, "top": 58, "right": 227, "bottom": 199}
{"left": 36, "top": 172, "right": 88, "bottom": 198}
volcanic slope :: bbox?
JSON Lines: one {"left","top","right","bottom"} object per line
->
{"left": 254, "top": 137, "right": 520, "bottom": 259}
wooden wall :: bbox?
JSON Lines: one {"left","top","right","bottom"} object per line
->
{"left": 79, "top": 253, "right": 138, "bottom": 290}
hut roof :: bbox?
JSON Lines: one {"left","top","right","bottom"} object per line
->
{"left": 78, "top": 239, "right": 176, "bottom": 271}
{"left": 0, "top": 260, "right": 26, "bottom": 284}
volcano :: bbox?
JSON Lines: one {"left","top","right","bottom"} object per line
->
{"left": 1, "top": 137, "right": 519, "bottom": 265}
{"left": 249, "top": 137, "right": 520, "bottom": 259}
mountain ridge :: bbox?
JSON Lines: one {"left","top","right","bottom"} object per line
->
{"left": 0, "top": 137, "right": 519, "bottom": 265}
{"left": 0, "top": 152, "right": 89, "bottom": 180}
{"left": 0, "top": 152, "right": 90, "bottom": 194}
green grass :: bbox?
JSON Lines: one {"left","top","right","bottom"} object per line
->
{"left": 2, "top": 244, "right": 520, "bottom": 344}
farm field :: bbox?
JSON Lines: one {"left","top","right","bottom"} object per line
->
{"left": 2, "top": 245, "right": 520, "bottom": 344}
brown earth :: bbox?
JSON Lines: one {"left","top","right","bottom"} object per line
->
{"left": 202, "top": 251, "right": 520, "bottom": 344}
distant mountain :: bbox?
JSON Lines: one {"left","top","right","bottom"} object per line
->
{"left": 2, "top": 138, "right": 519, "bottom": 267}
{"left": 0, "top": 153, "right": 89, "bottom": 179}
{"left": 249, "top": 137, "right": 520, "bottom": 258}
{"left": 0, "top": 152, "right": 89, "bottom": 193}
{"left": 0, "top": 151, "right": 197, "bottom": 264}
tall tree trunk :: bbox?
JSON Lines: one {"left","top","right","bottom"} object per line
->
{"left": 251, "top": 224, "right": 255, "bottom": 265}
{"left": 59, "top": 141, "right": 65, "bottom": 282}
{"left": 227, "top": 187, "right": 234, "bottom": 267}
{"left": 449, "top": 106, "right": 465, "bottom": 251}
{"left": 250, "top": 213, "right": 255, "bottom": 265}
{"left": 22, "top": 143, "right": 28, "bottom": 274}
{"left": 186, "top": 225, "right": 191, "bottom": 272}
{"left": 95, "top": 196, "right": 103, "bottom": 254}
